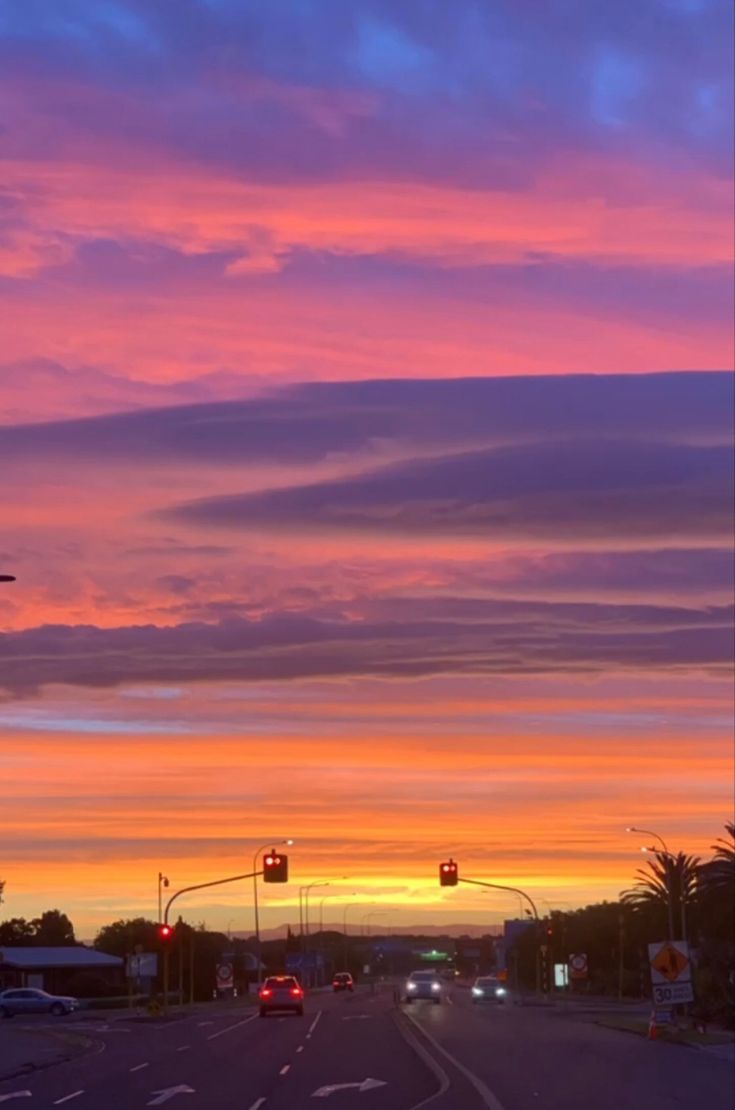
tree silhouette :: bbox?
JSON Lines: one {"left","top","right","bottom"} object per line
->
{"left": 702, "top": 823, "right": 735, "bottom": 891}
{"left": 30, "top": 909, "right": 76, "bottom": 946}
{"left": 622, "top": 850, "right": 700, "bottom": 934}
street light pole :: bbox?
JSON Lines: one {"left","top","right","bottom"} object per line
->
{"left": 157, "top": 872, "right": 169, "bottom": 923}
{"left": 362, "top": 911, "right": 387, "bottom": 937}
{"left": 343, "top": 899, "right": 366, "bottom": 971}
{"left": 627, "top": 827, "right": 675, "bottom": 940}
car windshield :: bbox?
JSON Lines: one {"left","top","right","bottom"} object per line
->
{"left": 476, "top": 979, "right": 498, "bottom": 987}
{"left": 410, "top": 972, "right": 439, "bottom": 981}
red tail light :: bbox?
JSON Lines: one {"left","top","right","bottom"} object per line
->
{"left": 290, "top": 987, "right": 303, "bottom": 997}
{"left": 259, "top": 988, "right": 272, "bottom": 998}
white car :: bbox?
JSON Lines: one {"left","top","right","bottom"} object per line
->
{"left": 0, "top": 988, "right": 79, "bottom": 1018}
{"left": 404, "top": 970, "right": 442, "bottom": 1004}
{"left": 471, "top": 976, "right": 507, "bottom": 1004}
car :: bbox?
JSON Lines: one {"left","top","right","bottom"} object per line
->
{"left": 0, "top": 988, "right": 79, "bottom": 1018}
{"left": 471, "top": 976, "right": 508, "bottom": 1004}
{"left": 258, "top": 975, "right": 304, "bottom": 1017}
{"left": 404, "top": 970, "right": 442, "bottom": 1004}
{"left": 332, "top": 972, "right": 354, "bottom": 992}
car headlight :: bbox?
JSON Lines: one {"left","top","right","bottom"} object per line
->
{"left": 495, "top": 987, "right": 506, "bottom": 996}
{"left": 431, "top": 982, "right": 441, "bottom": 991}
{"left": 472, "top": 987, "right": 483, "bottom": 996}
{"left": 407, "top": 982, "right": 417, "bottom": 991}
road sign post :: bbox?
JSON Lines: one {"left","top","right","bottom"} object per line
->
{"left": 648, "top": 940, "right": 693, "bottom": 1006}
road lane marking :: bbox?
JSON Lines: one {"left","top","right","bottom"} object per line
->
{"left": 177, "top": 1045, "right": 190, "bottom": 1051}
{"left": 207, "top": 1014, "right": 258, "bottom": 1040}
{"left": 147, "top": 1087, "right": 195, "bottom": 1106}
{"left": 297, "top": 1045, "right": 304, "bottom": 1053}
{"left": 53, "top": 1093, "right": 84, "bottom": 1105}
{"left": 446, "top": 996, "right": 454, "bottom": 1006}
{"left": 312, "top": 1079, "right": 386, "bottom": 1098}
{"left": 392, "top": 1015, "right": 449, "bottom": 1110}
{"left": 130, "top": 1063, "right": 150, "bottom": 1072}
{"left": 197, "top": 1021, "right": 214, "bottom": 1026}
{"left": 248, "top": 1100, "right": 266, "bottom": 1110}
{"left": 279, "top": 1065, "right": 290, "bottom": 1076}
{"left": 402, "top": 1010, "right": 507, "bottom": 1110}
{"left": 307, "top": 1011, "right": 322, "bottom": 1037}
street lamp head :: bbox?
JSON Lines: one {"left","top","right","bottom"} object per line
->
{"left": 286, "top": 839, "right": 295, "bottom": 846}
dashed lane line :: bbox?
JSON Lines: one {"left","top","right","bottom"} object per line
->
{"left": 248, "top": 1100, "right": 266, "bottom": 1110}
{"left": 279, "top": 1065, "right": 290, "bottom": 1076}
{"left": 296, "top": 1045, "right": 304, "bottom": 1053}
{"left": 306, "top": 1011, "right": 322, "bottom": 1039}
{"left": 130, "top": 1063, "right": 150, "bottom": 1073}
{"left": 177, "top": 1045, "right": 190, "bottom": 1052}
{"left": 207, "top": 1014, "right": 259, "bottom": 1040}
{"left": 53, "top": 1093, "right": 84, "bottom": 1106}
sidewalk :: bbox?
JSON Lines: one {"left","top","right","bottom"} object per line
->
{"left": 0, "top": 1023, "right": 95, "bottom": 1081}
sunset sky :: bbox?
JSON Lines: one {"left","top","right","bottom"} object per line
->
{"left": 1, "top": 0, "right": 733, "bottom": 939}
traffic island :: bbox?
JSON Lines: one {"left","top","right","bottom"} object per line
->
{"left": 594, "top": 1013, "right": 735, "bottom": 1051}
{"left": 0, "top": 1024, "right": 97, "bottom": 1081}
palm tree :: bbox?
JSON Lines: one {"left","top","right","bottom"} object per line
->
{"left": 622, "top": 851, "right": 700, "bottom": 940}
{"left": 699, "top": 823, "right": 735, "bottom": 893}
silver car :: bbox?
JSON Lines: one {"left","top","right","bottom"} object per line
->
{"left": 471, "top": 976, "right": 508, "bottom": 1004}
{"left": 0, "top": 988, "right": 78, "bottom": 1018}
{"left": 404, "top": 970, "right": 442, "bottom": 1004}
{"left": 258, "top": 975, "right": 304, "bottom": 1017}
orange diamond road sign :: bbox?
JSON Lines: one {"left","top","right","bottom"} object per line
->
{"left": 650, "top": 943, "right": 689, "bottom": 983}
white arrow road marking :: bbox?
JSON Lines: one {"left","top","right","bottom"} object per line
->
{"left": 312, "top": 1078, "right": 387, "bottom": 1098}
{"left": 0, "top": 1095, "right": 32, "bottom": 1104}
{"left": 147, "top": 1086, "right": 195, "bottom": 1106}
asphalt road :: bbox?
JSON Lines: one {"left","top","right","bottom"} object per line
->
{"left": 0, "top": 985, "right": 731, "bottom": 1110}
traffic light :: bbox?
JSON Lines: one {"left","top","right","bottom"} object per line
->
{"left": 158, "top": 923, "right": 174, "bottom": 942}
{"left": 439, "top": 859, "right": 458, "bottom": 886}
{"left": 263, "top": 850, "right": 288, "bottom": 883}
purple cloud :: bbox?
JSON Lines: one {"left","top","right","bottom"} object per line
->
{"left": 1, "top": 600, "right": 731, "bottom": 695}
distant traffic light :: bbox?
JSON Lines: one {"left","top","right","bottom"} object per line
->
{"left": 439, "top": 859, "right": 458, "bottom": 886}
{"left": 263, "top": 850, "right": 288, "bottom": 883}
{"left": 158, "top": 923, "right": 174, "bottom": 941}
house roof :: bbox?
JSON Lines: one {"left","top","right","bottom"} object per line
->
{"left": 0, "top": 946, "right": 123, "bottom": 969}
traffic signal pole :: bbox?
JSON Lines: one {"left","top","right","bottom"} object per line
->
{"left": 161, "top": 869, "right": 264, "bottom": 1017}
{"left": 162, "top": 869, "right": 264, "bottom": 927}
{"left": 457, "top": 877, "right": 544, "bottom": 995}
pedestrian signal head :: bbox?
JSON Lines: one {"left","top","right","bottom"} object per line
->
{"left": 439, "top": 859, "right": 458, "bottom": 886}
{"left": 263, "top": 850, "right": 288, "bottom": 883}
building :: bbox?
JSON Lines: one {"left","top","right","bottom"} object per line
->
{"left": 0, "top": 947, "right": 124, "bottom": 994}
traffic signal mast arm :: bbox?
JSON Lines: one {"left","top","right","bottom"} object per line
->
{"left": 458, "top": 876, "right": 539, "bottom": 921}
{"left": 163, "top": 869, "right": 263, "bottom": 926}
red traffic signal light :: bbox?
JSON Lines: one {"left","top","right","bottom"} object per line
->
{"left": 439, "top": 859, "right": 458, "bottom": 886}
{"left": 158, "top": 923, "right": 174, "bottom": 941}
{"left": 263, "top": 850, "right": 288, "bottom": 883}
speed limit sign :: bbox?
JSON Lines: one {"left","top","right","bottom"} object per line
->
{"left": 216, "top": 962, "right": 234, "bottom": 990}
{"left": 569, "top": 953, "right": 588, "bottom": 980}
